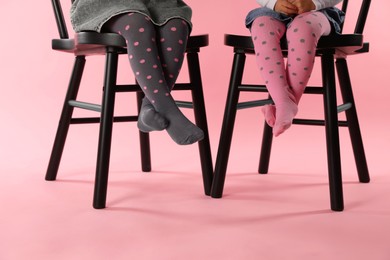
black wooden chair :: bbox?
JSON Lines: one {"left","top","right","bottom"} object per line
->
{"left": 46, "top": 0, "right": 213, "bottom": 209}
{"left": 211, "top": 0, "right": 371, "bottom": 211}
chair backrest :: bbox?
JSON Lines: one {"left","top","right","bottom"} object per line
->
{"left": 51, "top": 0, "right": 71, "bottom": 39}
{"left": 339, "top": 0, "right": 371, "bottom": 34}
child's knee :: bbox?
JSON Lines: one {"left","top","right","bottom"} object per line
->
{"left": 252, "top": 16, "right": 280, "bottom": 27}
{"left": 160, "top": 18, "right": 189, "bottom": 36}
{"left": 251, "top": 16, "right": 285, "bottom": 38}
{"left": 287, "top": 12, "right": 330, "bottom": 39}
{"left": 112, "top": 13, "right": 154, "bottom": 30}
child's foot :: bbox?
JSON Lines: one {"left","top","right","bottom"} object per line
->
{"left": 273, "top": 99, "right": 298, "bottom": 137}
{"left": 261, "top": 105, "right": 276, "bottom": 127}
{"left": 137, "top": 100, "right": 168, "bottom": 132}
{"left": 164, "top": 107, "right": 204, "bottom": 145}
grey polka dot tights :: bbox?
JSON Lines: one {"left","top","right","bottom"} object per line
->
{"left": 104, "top": 13, "right": 203, "bottom": 145}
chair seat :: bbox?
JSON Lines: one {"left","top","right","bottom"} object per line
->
{"left": 52, "top": 32, "right": 126, "bottom": 55}
{"left": 52, "top": 32, "right": 209, "bottom": 56}
{"left": 224, "top": 34, "right": 369, "bottom": 57}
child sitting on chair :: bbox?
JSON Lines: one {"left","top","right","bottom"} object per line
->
{"left": 70, "top": 0, "right": 204, "bottom": 145}
{"left": 246, "top": 0, "right": 344, "bottom": 136}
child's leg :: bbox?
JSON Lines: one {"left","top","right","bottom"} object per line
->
{"left": 286, "top": 12, "right": 331, "bottom": 103}
{"left": 138, "top": 18, "right": 189, "bottom": 131}
{"left": 104, "top": 14, "right": 166, "bottom": 132}
{"left": 251, "top": 16, "right": 297, "bottom": 136}
{"left": 157, "top": 19, "right": 189, "bottom": 89}
{"left": 104, "top": 13, "right": 203, "bottom": 145}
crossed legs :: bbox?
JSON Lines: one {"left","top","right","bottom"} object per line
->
{"left": 104, "top": 13, "right": 203, "bottom": 145}
{"left": 251, "top": 12, "right": 331, "bottom": 136}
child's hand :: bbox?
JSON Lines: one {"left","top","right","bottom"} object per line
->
{"left": 274, "top": 0, "right": 298, "bottom": 16}
{"left": 288, "top": 0, "right": 316, "bottom": 14}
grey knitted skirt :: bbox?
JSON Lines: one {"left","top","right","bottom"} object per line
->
{"left": 70, "top": 0, "right": 192, "bottom": 32}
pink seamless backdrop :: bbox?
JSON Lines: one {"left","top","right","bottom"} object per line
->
{"left": 1, "top": 1, "right": 390, "bottom": 259}
{"left": 1, "top": 1, "right": 389, "bottom": 173}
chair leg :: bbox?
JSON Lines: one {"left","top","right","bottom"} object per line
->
{"left": 187, "top": 51, "right": 213, "bottom": 195}
{"left": 136, "top": 91, "right": 152, "bottom": 172}
{"left": 93, "top": 50, "right": 118, "bottom": 209}
{"left": 45, "top": 56, "right": 86, "bottom": 181}
{"left": 336, "top": 58, "right": 370, "bottom": 183}
{"left": 322, "top": 53, "right": 344, "bottom": 211}
{"left": 258, "top": 122, "right": 273, "bottom": 174}
{"left": 211, "top": 52, "right": 246, "bottom": 198}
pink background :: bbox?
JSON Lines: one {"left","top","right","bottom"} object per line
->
{"left": 1, "top": 1, "right": 390, "bottom": 259}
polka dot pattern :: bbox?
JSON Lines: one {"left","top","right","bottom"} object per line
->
{"left": 105, "top": 13, "right": 190, "bottom": 107}
{"left": 104, "top": 13, "right": 206, "bottom": 145}
{"left": 250, "top": 11, "right": 332, "bottom": 107}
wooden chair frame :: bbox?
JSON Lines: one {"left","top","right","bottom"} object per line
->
{"left": 46, "top": 0, "right": 213, "bottom": 209}
{"left": 211, "top": 0, "right": 371, "bottom": 211}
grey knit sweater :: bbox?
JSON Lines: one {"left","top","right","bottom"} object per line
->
{"left": 70, "top": 0, "right": 192, "bottom": 32}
